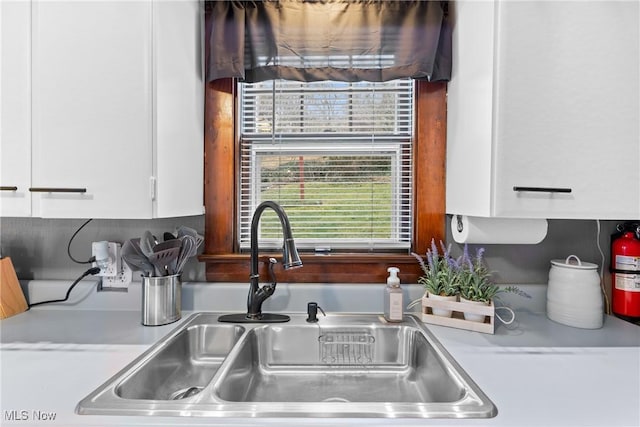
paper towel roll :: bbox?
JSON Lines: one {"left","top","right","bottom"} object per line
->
{"left": 451, "top": 215, "right": 548, "bottom": 244}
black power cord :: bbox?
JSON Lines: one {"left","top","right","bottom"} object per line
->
{"left": 67, "top": 218, "right": 96, "bottom": 264}
{"left": 27, "top": 267, "right": 101, "bottom": 309}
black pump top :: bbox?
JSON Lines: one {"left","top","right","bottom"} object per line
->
{"left": 306, "top": 302, "right": 326, "bottom": 323}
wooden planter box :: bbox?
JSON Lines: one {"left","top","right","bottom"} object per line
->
{"left": 421, "top": 294, "right": 495, "bottom": 334}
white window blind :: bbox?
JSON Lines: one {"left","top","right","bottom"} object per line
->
{"left": 238, "top": 79, "right": 414, "bottom": 252}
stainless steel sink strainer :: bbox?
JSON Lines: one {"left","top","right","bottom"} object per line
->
{"left": 318, "top": 330, "right": 375, "bottom": 365}
{"left": 170, "top": 386, "right": 204, "bottom": 400}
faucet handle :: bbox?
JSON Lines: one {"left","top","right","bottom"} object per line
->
{"left": 306, "top": 302, "right": 326, "bottom": 323}
{"left": 267, "top": 257, "right": 278, "bottom": 287}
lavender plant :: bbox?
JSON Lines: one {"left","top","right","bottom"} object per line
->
{"left": 458, "top": 246, "right": 530, "bottom": 303}
{"left": 412, "top": 239, "right": 460, "bottom": 297}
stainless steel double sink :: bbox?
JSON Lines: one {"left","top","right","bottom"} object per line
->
{"left": 77, "top": 313, "right": 496, "bottom": 418}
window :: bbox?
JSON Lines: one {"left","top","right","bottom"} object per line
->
{"left": 238, "top": 79, "right": 414, "bottom": 252}
{"left": 201, "top": 79, "right": 446, "bottom": 283}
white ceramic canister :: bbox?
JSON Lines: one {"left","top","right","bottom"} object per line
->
{"left": 546, "top": 255, "right": 603, "bottom": 329}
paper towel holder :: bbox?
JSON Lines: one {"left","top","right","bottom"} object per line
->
{"left": 451, "top": 215, "right": 548, "bottom": 245}
{"left": 456, "top": 215, "right": 464, "bottom": 233}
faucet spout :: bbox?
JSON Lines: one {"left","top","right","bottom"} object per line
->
{"left": 245, "top": 201, "right": 302, "bottom": 321}
{"left": 219, "top": 201, "right": 302, "bottom": 323}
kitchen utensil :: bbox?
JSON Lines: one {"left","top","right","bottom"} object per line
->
{"left": 140, "top": 231, "right": 155, "bottom": 258}
{"left": 176, "top": 226, "right": 204, "bottom": 249}
{"left": 152, "top": 239, "right": 182, "bottom": 253}
{"left": 546, "top": 255, "right": 603, "bottom": 329}
{"left": 153, "top": 239, "right": 182, "bottom": 274}
{"left": 176, "top": 225, "right": 197, "bottom": 238}
{"left": 148, "top": 247, "right": 181, "bottom": 276}
{"left": 163, "top": 231, "right": 177, "bottom": 242}
{"left": 141, "top": 274, "right": 181, "bottom": 326}
{"left": 0, "top": 257, "right": 28, "bottom": 319}
{"left": 121, "top": 239, "right": 154, "bottom": 276}
{"left": 175, "top": 235, "right": 198, "bottom": 274}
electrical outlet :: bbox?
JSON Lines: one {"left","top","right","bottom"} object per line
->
{"left": 92, "top": 242, "right": 132, "bottom": 290}
{"left": 101, "top": 262, "right": 133, "bottom": 288}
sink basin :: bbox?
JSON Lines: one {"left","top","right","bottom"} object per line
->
{"left": 116, "top": 322, "right": 244, "bottom": 400}
{"left": 216, "top": 324, "right": 464, "bottom": 404}
{"left": 77, "top": 313, "right": 496, "bottom": 418}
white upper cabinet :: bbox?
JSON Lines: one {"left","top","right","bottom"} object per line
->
{"left": 446, "top": 1, "right": 640, "bottom": 220}
{"left": 153, "top": 0, "right": 205, "bottom": 218}
{"left": 1, "top": 0, "right": 32, "bottom": 217}
{"left": 31, "top": 0, "right": 153, "bottom": 218}
{"left": 1, "top": 0, "right": 203, "bottom": 219}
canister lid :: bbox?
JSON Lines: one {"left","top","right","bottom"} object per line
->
{"left": 550, "top": 255, "right": 598, "bottom": 270}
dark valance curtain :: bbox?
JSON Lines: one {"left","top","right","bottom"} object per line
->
{"left": 205, "top": 0, "right": 451, "bottom": 83}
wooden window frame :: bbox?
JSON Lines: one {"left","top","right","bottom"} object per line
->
{"left": 200, "top": 78, "right": 446, "bottom": 284}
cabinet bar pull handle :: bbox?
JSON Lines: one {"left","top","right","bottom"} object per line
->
{"left": 29, "top": 187, "right": 87, "bottom": 193}
{"left": 0, "top": 186, "right": 18, "bottom": 191}
{"left": 513, "top": 186, "right": 572, "bottom": 193}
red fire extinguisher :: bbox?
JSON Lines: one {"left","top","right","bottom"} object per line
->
{"left": 611, "top": 223, "right": 640, "bottom": 319}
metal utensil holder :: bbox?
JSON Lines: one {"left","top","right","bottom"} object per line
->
{"left": 141, "top": 274, "right": 181, "bottom": 326}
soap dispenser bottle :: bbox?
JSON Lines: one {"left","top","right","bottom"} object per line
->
{"left": 384, "top": 267, "right": 403, "bottom": 322}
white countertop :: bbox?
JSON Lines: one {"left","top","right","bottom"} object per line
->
{"left": 1, "top": 281, "right": 639, "bottom": 427}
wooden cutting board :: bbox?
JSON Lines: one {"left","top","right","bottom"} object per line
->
{"left": 0, "top": 257, "right": 28, "bottom": 319}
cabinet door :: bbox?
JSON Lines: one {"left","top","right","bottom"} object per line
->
{"left": 31, "top": 0, "right": 153, "bottom": 218}
{"left": 154, "top": 0, "right": 204, "bottom": 218}
{"left": 1, "top": 0, "right": 32, "bottom": 217}
{"left": 493, "top": 1, "right": 639, "bottom": 219}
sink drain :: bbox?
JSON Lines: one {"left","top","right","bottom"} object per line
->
{"left": 170, "top": 386, "right": 203, "bottom": 400}
{"left": 322, "top": 397, "right": 350, "bottom": 403}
